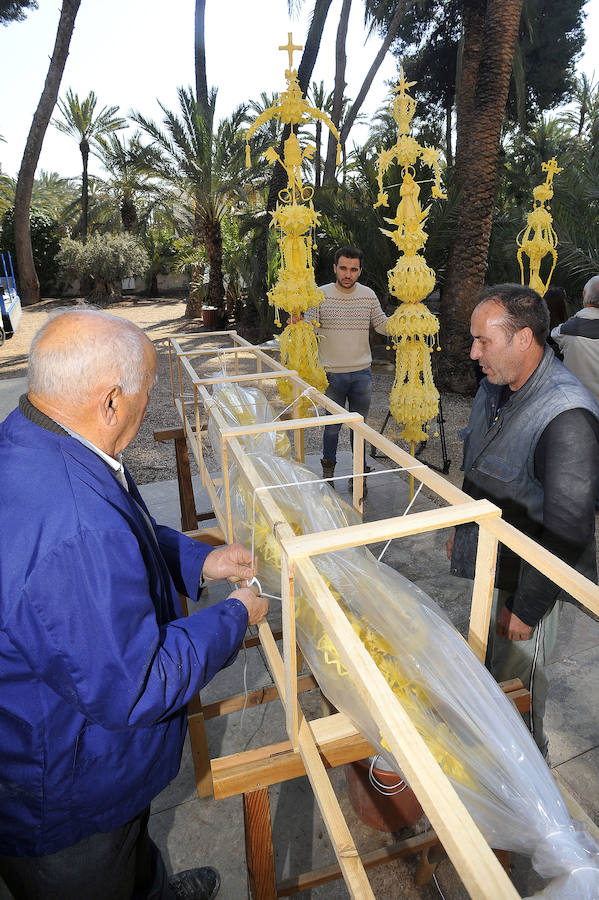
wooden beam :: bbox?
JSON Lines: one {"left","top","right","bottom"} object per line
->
{"left": 257, "top": 623, "right": 375, "bottom": 897}
{"left": 469, "top": 526, "right": 500, "bottom": 661}
{"left": 211, "top": 681, "right": 528, "bottom": 800}
{"left": 196, "top": 673, "right": 318, "bottom": 721}
{"left": 280, "top": 500, "right": 501, "bottom": 559}
{"left": 244, "top": 789, "right": 278, "bottom": 900}
{"left": 276, "top": 831, "right": 440, "bottom": 896}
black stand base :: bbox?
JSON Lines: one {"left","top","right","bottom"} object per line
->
{"left": 370, "top": 397, "right": 451, "bottom": 475}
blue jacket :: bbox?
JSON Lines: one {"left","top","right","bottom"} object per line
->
{"left": 0, "top": 407, "right": 248, "bottom": 856}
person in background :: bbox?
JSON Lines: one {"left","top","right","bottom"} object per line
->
{"left": 446, "top": 284, "right": 599, "bottom": 758}
{"left": 544, "top": 285, "right": 569, "bottom": 360}
{"left": 303, "top": 246, "right": 388, "bottom": 490}
{"left": 0, "top": 309, "right": 268, "bottom": 900}
{"left": 551, "top": 275, "right": 599, "bottom": 405}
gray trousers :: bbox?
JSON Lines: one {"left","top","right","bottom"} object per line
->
{"left": 485, "top": 589, "right": 561, "bottom": 757}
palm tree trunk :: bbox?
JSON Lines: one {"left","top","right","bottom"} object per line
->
{"left": 323, "top": 0, "right": 352, "bottom": 184}
{"left": 204, "top": 216, "right": 225, "bottom": 319}
{"left": 194, "top": 0, "right": 209, "bottom": 115}
{"left": 454, "top": 0, "right": 486, "bottom": 179}
{"left": 13, "top": 0, "right": 81, "bottom": 305}
{"left": 315, "top": 120, "right": 323, "bottom": 188}
{"left": 81, "top": 138, "right": 89, "bottom": 243}
{"left": 445, "top": 97, "right": 453, "bottom": 168}
{"left": 339, "top": 0, "right": 411, "bottom": 147}
{"left": 439, "top": 0, "right": 524, "bottom": 394}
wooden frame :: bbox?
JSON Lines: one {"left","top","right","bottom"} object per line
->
{"left": 168, "top": 332, "right": 599, "bottom": 899}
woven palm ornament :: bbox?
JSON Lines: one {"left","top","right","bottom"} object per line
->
{"left": 374, "top": 68, "right": 446, "bottom": 444}
{"left": 245, "top": 34, "right": 341, "bottom": 410}
{"left": 516, "top": 157, "right": 561, "bottom": 296}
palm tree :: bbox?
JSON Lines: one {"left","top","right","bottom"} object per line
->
{"left": 308, "top": 81, "right": 334, "bottom": 187}
{"left": 30, "top": 170, "right": 79, "bottom": 222}
{"left": 439, "top": 0, "right": 524, "bottom": 393}
{"left": 53, "top": 89, "right": 126, "bottom": 242}
{"left": 13, "top": 0, "right": 81, "bottom": 305}
{"left": 133, "top": 88, "right": 249, "bottom": 319}
{"left": 95, "top": 131, "right": 165, "bottom": 233}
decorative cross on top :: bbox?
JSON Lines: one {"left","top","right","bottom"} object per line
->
{"left": 279, "top": 32, "right": 302, "bottom": 69}
{"left": 541, "top": 157, "right": 563, "bottom": 186}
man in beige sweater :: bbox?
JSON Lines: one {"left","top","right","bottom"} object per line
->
{"left": 304, "top": 246, "right": 388, "bottom": 486}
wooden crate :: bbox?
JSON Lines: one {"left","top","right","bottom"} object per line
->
{"left": 167, "top": 332, "right": 599, "bottom": 899}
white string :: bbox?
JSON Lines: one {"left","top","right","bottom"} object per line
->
{"left": 240, "top": 645, "right": 250, "bottom": 729}
{"left": 271, "top": 388, "right": 320, "bottom": 423}
{"left": 377, "top": 479, "right": 425, "bottom": 562}
{"left": 246, "top": 575, "right": 281, "bottom": 603}
{"left": 433, "top": 871, "right": 447, "bottom": 900}
{"left": 368, "top": 755, "right": 407, "bottom": 795}
{"left": 249, "top": 464, "right": 427, "bottom": 585}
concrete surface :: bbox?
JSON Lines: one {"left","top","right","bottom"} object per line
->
{"left": 1, "top": 379, "right": 598, "bottom": 899}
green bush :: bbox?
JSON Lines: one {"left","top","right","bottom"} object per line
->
{"left": 1, "top": 207, "right": 63, "bottom": 295}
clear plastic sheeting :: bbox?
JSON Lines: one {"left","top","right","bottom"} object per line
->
{"left": 212, "top": 383, "right": 599, "bottom": 898}
{"left": 207, "top": 378, "right": 291, "bottom": 471}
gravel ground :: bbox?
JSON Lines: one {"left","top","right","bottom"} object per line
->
{"left": 0, "top": 295, "right": 472, "bottom": 488}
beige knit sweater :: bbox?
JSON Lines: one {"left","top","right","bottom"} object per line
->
{"left": 304, "top": 282, "right": 388, "bottom": 373}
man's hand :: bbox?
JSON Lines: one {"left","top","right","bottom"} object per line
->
{"left": 445, "top": 530, "right": 455, "bottom": 561}
{"left": 229, "top": 585, "right": 269, "bottom": 626}
{"left": 202, "top": 542, "right": 254, "bottom": 584}
{"left": 495, "top": 606, "right": 533, "bottom": 641}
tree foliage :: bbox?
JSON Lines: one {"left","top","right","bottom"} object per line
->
{"left": 0, "top": 0, "right": 37, "bottom": 24}
{"left": 1, "top": 206, "right": 63, "bottom": 295}
{"left": 57, "top": 232, "right": 148, "bottom": 303}
{"left": 53, "top": 89, "right": 126, "bottom": 242}
{"left": 383, "top": 0, "right": 585, "bottom": 154}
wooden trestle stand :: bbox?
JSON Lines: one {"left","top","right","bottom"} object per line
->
{"left": 158, "top": 331, "right": 599, "bottom": 899}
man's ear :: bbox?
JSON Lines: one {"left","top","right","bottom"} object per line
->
{"left": 101, "top": 386, "right": 121, "bottom": 425}
{"left": 518, "top": 327, "right": 534, "bottom": 352}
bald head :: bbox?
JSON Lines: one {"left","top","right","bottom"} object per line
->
{"left": 28, "top": 309, "right": 157, "bottom": 456}
{"left": 582, "top": 276, "right": 599, "bottom": 309}
{"left": 29, "top": 309, "right": 153, "bottom": 403}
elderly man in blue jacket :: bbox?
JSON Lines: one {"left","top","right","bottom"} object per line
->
{"left": 0, "top": 309, "right": 268, "bottom": 900}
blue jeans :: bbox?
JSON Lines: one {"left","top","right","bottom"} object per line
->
{"left": 323, "top": 368, "right": 372, "bottom": 463}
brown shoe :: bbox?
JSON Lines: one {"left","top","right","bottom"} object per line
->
{"left": 321, "top": 458, "right": 336, "bottom": 483}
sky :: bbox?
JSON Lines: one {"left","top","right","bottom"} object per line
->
{"left": 0, "top": 0, "right": 598, "bottom": 182}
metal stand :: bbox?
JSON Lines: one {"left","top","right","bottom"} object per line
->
{"left": 370, "top": 396, "right": 451, "bottom": 475}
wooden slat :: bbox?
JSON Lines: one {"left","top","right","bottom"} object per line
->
{"left": 469, "top": 526, "right": 500, "bottom": 661}
{"left": 211, "top": 682, "right": 528, "bottom": 800}
{"left": 257, "top": 622, "right": 375, "bottom": 898}
{"left": 196, "top": 673, "right": 317, "bottom": 721}
{"left": 281, "top": 554, "right": 299, "bottom": 749}
{"left": 244, "top": 789, "right": 278, "bottom": 900}
{"left": 218, "top": 411, "right": 361, "bottom": 437}
{"left": 276, "top": 830, "right": 440, "bottom": 896}
{"left": 281, "top": 500, "right": 501, "bottom": 559}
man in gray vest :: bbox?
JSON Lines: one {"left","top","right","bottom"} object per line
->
{"left": 447, "top": 284, "right": 599, "bottom": 758}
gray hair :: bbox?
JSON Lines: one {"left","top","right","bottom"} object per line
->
{"left": 583, "top": 276, "right": 599, "bottom": 308}
{"left": 28, "top": 308, "right": 151, "bottom": 400}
